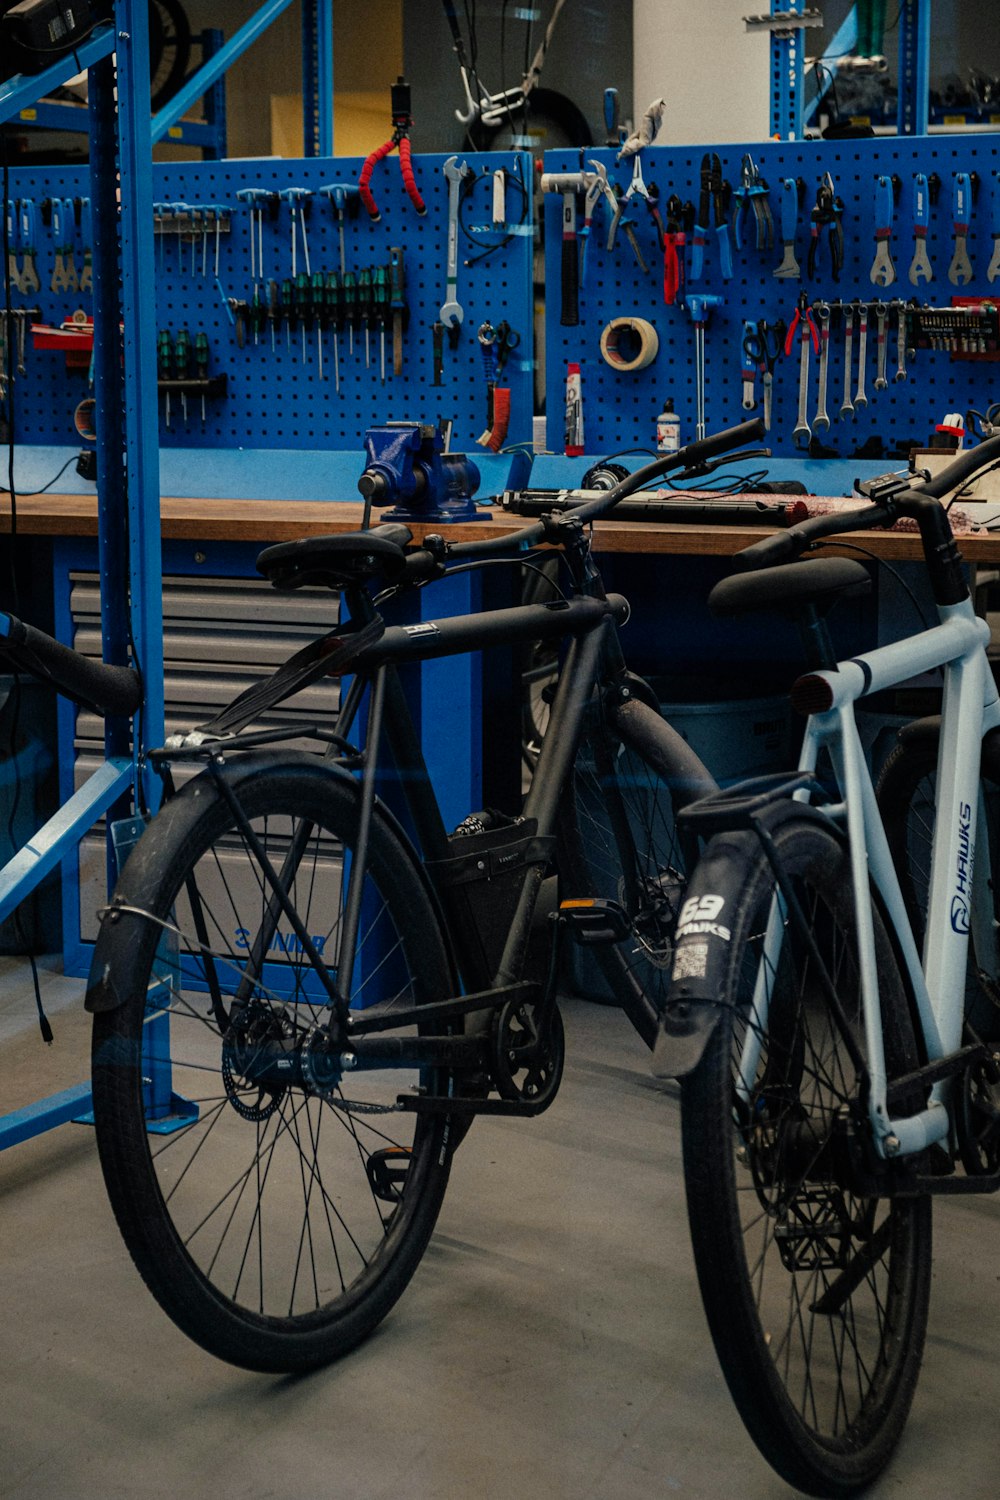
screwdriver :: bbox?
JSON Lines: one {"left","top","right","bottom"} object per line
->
{"left": 295, "top": 271, "right": 310, "bottom": 364}
{"left": 281, "top": 277, "right": 294, "bottom": 349}
{"left": 342, "top": 270, "right": 358, "bottom": 356}
{"left": 267, "top": 278, "right": 280, "bottom": 351}
{"left": 174, "top": 326, "right": 191, "bottom": 425}
{"left": 325, "top": 270, "right": 342, "bottom": 391}
{"left": 157, "top": 328, "right": 173, "bottom": 429}
{"left": 389, "top": 246, "right": 406, "bottom": 377}
{"left": 358, "top": 267, "right": 372, "bottom": 368}
{"left": 373, "top": 264, "right": 390, "bottom": 383}
{"left": 194, "top": 331, "right": 209, "bottom": 426}
{"left": 250, "top": 284, "right": 263, "bottom": 346}
{"left": 311, "top": 270, "right": 326, "bottom": 379}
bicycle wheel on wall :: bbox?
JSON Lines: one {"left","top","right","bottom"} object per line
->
{"left": 680, "top": 818, "right": 932, "bottom": 1497}
{"left": 558, "top": 694, "right": 715, "bottom": 1048}
{"left": 90, "top": 753, "right": 456, "bottom": 1374}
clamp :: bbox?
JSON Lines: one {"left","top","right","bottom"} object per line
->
{"left": 358, "top": 76, "right": 426, "bottom": 222}
{"left": 807, "top": 172, "right": 845, "bottom": 281}
{"left": 690, "top": 152, "right": 732, "bottom": 282}
{"left": 731, "top": 154, "right": 774, "bottom": 253}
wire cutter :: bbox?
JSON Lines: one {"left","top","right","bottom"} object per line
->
{"left": 731, "top": 154, "right": 774, "bottom": 253}
{"left": 807, "top": 172, "right": 845, "bottom": 280}
{"left": 690, "top": 152, "right": 732, "bottom": 281}
{"left": 606, "top": 159, "right": 649, "bottom": 273}
{"left": 358, "top": 77, "right": 426, "bottom": 222}
{"left": 742, "top": 318, "right": 786, "bottom": 431}
{"left": 662, "top": 193, "right": 690, "bottom": 305}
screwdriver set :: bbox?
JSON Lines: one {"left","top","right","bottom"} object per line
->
{"left": 543, "top": 135, "right": 1000, "bottom": 456}
{"left": 3, "top": 151, "right": 533, "bottom": 454}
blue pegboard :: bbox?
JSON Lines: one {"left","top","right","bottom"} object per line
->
{"left": 6, "top": 151, "right": 535, "bottom": 461}
{"left": 543, "top": 136, "right": 1000, "bottom": 457}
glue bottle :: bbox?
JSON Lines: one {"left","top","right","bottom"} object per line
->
{"left": 656, "top": 397, "right": 680, "bottom": 454}
{"left": 564, "top": 362, "right": 584, "bottom": 456}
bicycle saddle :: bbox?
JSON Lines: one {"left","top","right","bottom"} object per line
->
{"left": 709, "top": 558, "right": 870, "bottom": 617}
{"left": 257, "top": 523, "right": 414, "bottom": 591}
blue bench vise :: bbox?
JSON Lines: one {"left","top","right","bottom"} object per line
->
{"left": 357, "top": 421, "right": 485, "bottom": 522}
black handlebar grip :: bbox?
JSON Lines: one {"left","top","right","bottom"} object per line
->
{"left": 680, "top": 418, "right": 767, "bottom": 470}
{"left": 734, "top": 526, "right": 805, "bottom": 572}
{"left": 560, "top": 202, "right": 579, "bottom": 327}
{"left": 1, "top": 616, "right": 142, "bottom": 717}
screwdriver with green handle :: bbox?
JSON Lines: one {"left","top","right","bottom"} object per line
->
{"left": 174, "top": 326, "right": 191, "bottom": 426}
{"left": 358, "top": 267, "right": 373, "bottom": 368}
{"left": 157, "top": 329, "right": 173, "bottom": 429}
{"left": 342, "top": 270, "right": 358, "bottom": 356}
{"left": 295, "top": 271, "right": 310, "bottom": 364}
{"left": 194, "top": 331, "right": 209, "bottom": 427}
{"left": 311, "top": 270, "right": 326, "bottom": 378}
{"left": 281, "top": 278, "right": 294, "bottom": 349}
{"left": 373, "top": 265, "right": 390, "bottom": 383}
{"left": 325, "top": 270, "right": 342, "bottom": 391}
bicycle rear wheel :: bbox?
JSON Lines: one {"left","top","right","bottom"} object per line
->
{"left": 559, "top": 694, "right": 714, "bottom": 1047}
{"left": 680, "top": 817, "right": 931, "bottom": 1496}
{"left": 90, "top": 753, "right": 456, "bottom": 1373}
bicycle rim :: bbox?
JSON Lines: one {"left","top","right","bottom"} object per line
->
{"left": 91, "top": 757, "right": 454, "bottom": 1373}
{"left": 682, "top": 822, "right": 931, "bottom": 1495}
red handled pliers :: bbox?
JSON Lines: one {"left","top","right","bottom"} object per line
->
{"left": 358, "top": 77, "right": 426, "bottom": 223}
{"left": 784, "top": 291, "right": 819, "bottom": 357}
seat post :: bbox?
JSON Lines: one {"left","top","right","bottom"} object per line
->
{"left": 796, "top": 603, "right": 838, "bottom": 672}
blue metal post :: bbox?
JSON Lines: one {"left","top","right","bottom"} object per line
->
{"left": 897, "top": 0, "right": 931, "bottom": 136}
{"left": 302, "top": 1, "right": 334, "bottom": 157}
{"left": 771, "top": 0, "right": 806, "bottom": 141}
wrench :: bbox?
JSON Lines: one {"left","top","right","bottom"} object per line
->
{"left": 948, "top": 172, "right": 974, "bottom": 285}
{"left": 893, "top": 301, "right": 908, "bottom": 382}
{"left": 874, "top": 302, "right": 889, "bottom": 391}
{"left": 5, "top": 199, "right": 20, "bottom": 293}
{"left": 855, "top": 302, "right": 870, "bottom": 410}
{"left": 62, "top": 198, "right": 79, "bottom": 290}
{"left": 18, "top": 199, "right": 40, "bottom": 294}
{"left": 908, "top": 173, "right": 933, "bottom": 285}
{"left": 869, "top": 175, "right": 896, "bottom": 286}
{"left": 772, "top": 177, "right": 801, "bottom": 278}
{"left": 785, "top": 295, "right": 818, "bottom": 449}
{"left": 839, "top": 303, "right": 855, "bottom": 421}
{"left": 78, "top": 196, "right": 92, "bottom": 293}
{"left": 440, "top": 156, "right": 471, "bottom": 330}
{"left": 813, "top": 301, "right": 831, "bottom": 432}
{"left": 50, "top": 198, "right": 71, "bottom": 293}
{"left": 988, "top": 170, "right": 1000, "bottom": 284}
{"left": 741, "top": 319, "right": 757, "bottom": 411}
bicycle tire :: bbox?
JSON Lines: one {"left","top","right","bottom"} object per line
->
{"left": 90, "top": 753, "right": 456, "bottom": 1374}
{"left": 558, "top": 694, "right": 715, "bottom": 1048}
{"left": 878, "top": 730, "right": 1000, "bottom": 1173}
{"left": 680, "top": 816, "right": 932, "bottom": 1496}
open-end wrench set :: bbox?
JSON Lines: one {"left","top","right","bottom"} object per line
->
{"left": 543, "top": 136, "right": 1000, "bottom": 457}
{"left": 3, "top": 151, "right": 534, "bottom": 455}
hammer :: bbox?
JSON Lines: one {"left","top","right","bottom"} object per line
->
{"left": 540, "top": 170, "right": 590, "bottom": 326}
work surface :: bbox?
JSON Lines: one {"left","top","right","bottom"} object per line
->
{"left": 7, "top": 493, "right": 1000, "bottom": 562}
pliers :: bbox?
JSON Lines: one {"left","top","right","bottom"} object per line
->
{"left": 742, "top": 317, "right": 786, "bottom": 430}
{"left": 731, "top": 154, "right": 774, "bottom": 253}
{"left": 690, "top": 152, "right": 732, "bottom": 281}
{"left": 663, "top": 193, "right": 691, "bottom": 306}
{"left": 807, "top": 172, "right": 845, "bottom": 281}
{"left": 606, "top": 157, "right": 649, "bottom": 273}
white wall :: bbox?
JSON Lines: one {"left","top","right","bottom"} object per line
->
{"left": 634, "top": 0, "right": 770, "bottom": 146}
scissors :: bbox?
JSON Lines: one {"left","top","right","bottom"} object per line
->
{"left": 741, "top": 317, "right": 786, "bottom": 432}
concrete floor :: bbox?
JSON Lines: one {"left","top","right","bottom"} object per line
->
{"left": 2, "top": 959, "right": 999, "bottom": 1500}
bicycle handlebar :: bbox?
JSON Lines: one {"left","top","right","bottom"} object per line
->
{"left": 442, "top": 417, "right": 768, "bottom": 562}
{"left": 736, "top": 432, "right": 1000, "bottom": 574}
{"left": 0, "top": 612, "right": 142, "bottom": 717}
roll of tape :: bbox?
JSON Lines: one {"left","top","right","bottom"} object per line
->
{"left": 599, "top": 316, "right": 659, "bottom": 372}
{"left": 74, "top": 398, "right": 97, "bottom": 443}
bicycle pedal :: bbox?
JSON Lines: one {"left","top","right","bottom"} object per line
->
{"left": 366, "top": 1146, "right": 411, "bottom": 1203}
{"left": 558, "top": 897, "right": 630, "bottom": 945}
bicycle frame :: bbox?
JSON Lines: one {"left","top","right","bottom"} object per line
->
{"left": 739, "top": 592, "right": 1000, "bottom": 1161}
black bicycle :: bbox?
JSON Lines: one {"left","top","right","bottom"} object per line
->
{"left": 82, "top": 419, "right": 764, "bottom": 1374}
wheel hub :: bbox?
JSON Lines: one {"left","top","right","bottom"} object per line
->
{"left": 221, "top": 1004, "right": 290, "bottom": 1121}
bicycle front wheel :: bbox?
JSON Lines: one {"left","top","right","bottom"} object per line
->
{"left": 680, "top": 817, "right": 932, "bottom": 1497}
{"left": 90, "top": 754, "right": 456, "bottom": 1373}
{"left": 559, "top": 694, "right": 715, "bottom": 1047}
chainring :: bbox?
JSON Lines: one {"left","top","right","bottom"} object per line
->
{"left": 492, "top": 998, "right": 565, "bottom": 1108}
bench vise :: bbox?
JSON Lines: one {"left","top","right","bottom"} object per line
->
{"left": 357, "top": 421, "right": 485, "bottom": 522}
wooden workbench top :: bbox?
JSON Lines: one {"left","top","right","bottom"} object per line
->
{"left": 6, "top": 492, "right": 1000, "bottom": 562}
